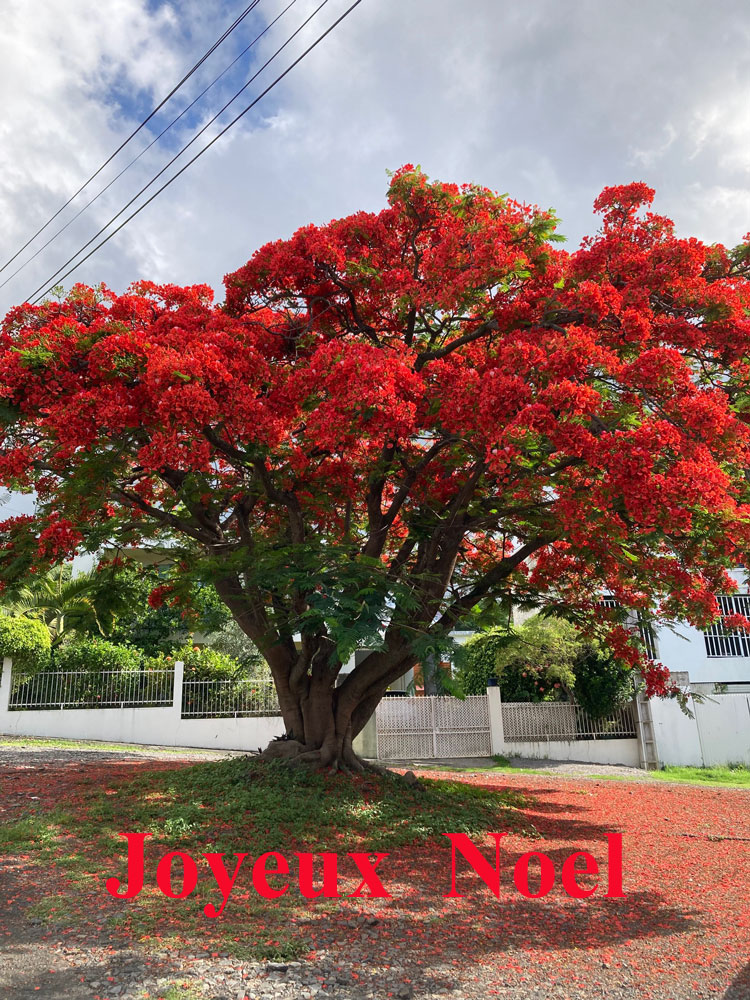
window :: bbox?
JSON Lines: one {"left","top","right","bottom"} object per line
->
{"left": 704, "top": 594, "right": 750, "bottom": 657}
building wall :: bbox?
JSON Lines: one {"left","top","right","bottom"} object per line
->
{"left": 500, "top": 738, "right": 641, "bottom": 767}
{"left": 650, "top": 693, "right": 750, "bottom": 767}
{"left": 652, "top": 569, "right": 750, "bottom": 686}
{"left": 654, "top": 622, "right": 750, "bottom": 684}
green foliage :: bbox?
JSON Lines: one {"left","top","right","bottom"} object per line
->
{"left": 572, "top": 644, "right": 633, "bottom": 719}
{"left": 207, "top": 540, "right": 420, "bottom": 667}
{"left": 103, "top": 564, "right": 231, "bottom": 656}
{"left": 202, "top": 619, "right": 267, "bottom": 676}
{"left": 0, "top": 614, "right": 50, "bottom": 672}
{"left": 52, "top": 637, "right": 142, "bottom": 674}
{"left": 2, "top": 564, "right": 114, "bottom": 646}
{"left": 457, "top": 614, "right": 631, "bottom": 715}
{"left": 49, "top": 636, "right": 248, "bottom": 681}
{"left": 456, "top": 617, "right": 578, "bottom": 701}
{"left": 494, "top": 615, "right": 578, "bottom": 701}
{"left": 456, "top": 628, "right": 518, "bottom": 695}
{"left": 168, "top": 642, "right": 244, "bottom": 680}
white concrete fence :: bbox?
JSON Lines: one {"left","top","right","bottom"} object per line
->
{"left": 2, "top": 656, "right": 747, "bottom": 767}
{"left": 370, "top": 686, "right": 750, "bottom": 767}
{"left": 0, "top": 658, "right": 285, "bottom": 752}
{"left": 649, "top": 691, "right": 750, "bottom": 767}
{"left": 372, "top": 688, "right": 642, "bottom": 766}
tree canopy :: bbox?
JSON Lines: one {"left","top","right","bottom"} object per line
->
{"left": 1, "top": 166, "right": 749, "bottom": 768}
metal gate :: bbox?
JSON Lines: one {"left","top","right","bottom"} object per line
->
{"left": 375, "top": 694, "right": 491, "bottom": 759}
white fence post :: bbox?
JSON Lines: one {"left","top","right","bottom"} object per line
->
{"left": 172, "top": 660, "right": 184, "bottom": 721}
{"left": 487, "top": 684, "right": 505, "bottom": 755}
{"left": 0, "top": 657, "right": 12, "bottom": 714}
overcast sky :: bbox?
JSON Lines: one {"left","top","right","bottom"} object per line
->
{"left": 1, "top": 0, "right": 750, "bottom": 522}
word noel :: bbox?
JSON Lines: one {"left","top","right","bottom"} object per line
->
{"left": 106, "top": 833, "right": 624, "bottom": 916}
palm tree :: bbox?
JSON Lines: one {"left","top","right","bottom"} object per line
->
{"left": 2, "top": 564, "right": 112, "bottom": 647}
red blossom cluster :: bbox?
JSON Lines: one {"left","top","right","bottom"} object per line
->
{"left": 1, "top": 167, "right": 750, "bottom": 703}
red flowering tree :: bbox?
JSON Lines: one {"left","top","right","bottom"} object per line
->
{"left": 2, "top": 166, "right": 750, "bottom": 770}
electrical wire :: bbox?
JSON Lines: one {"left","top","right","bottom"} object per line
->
{"left": 0, "top": 0, "right": 299, "bottom": 295}
{"left": 0, "top": 0, "right": 263, "bottom": 277}
{"left": 28, "top": 0, "right": 340, "bottom": 303}
{"left": 30, "top": 0, "right": 365, "bottom": 305}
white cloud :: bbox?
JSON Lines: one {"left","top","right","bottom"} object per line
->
{"left": 2, "top": 0, "right": 750, "bottom": 315}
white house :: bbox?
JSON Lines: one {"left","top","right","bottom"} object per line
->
{"left": 646, "top": 569, "right": 750, "bottom": 694}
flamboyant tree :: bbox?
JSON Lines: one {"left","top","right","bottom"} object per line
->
{"left": 2, "top": 166, "right": 750, "bottom": 770}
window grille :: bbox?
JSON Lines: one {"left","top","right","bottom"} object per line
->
{"left": 704, "top": 594, "right": 750, "bottom": 657}
{"left": 599, "top": 597, "right": 658, "bottom": 659}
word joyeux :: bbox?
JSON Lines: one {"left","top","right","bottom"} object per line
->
{"left": 106, "top": 832, "right": 624, "bottom": 917}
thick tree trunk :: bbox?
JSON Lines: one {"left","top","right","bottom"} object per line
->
{"left": 264, "top": 651, "right": 419, "bottom": 773}
{"left": 214, "top": 576, "right": 418, "bottom": 772}
{"left": 266, "top": 672, "right": 372, "bottom": 772}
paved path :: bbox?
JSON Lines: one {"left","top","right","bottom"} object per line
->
{"left": 379, "top": 755, "right": 651, "bottom": 779}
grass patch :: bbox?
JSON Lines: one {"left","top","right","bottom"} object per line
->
{"left": 650, "top": 764, "right": 750, "bottom": 788}
{"left": 586, "top": 764, "right": 750, "bottom": 788}
{"left": 0, "top": 756, "right": 530, "bottom": 960}
{"left": 108, "top": 755, "right": 531, "bottom": 853}
{"left": 27, "top": 894, "right": 78, "bottom": 925}
{"left": 136, "top": 985, "right": 205, "bottom": 1000}
{"left": 0, "top": 807, "right": 75, "bottom": 854}
{"left": 0, "top": 735, "right": 217, "bottom": 755}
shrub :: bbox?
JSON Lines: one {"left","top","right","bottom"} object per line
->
{"left": 168, "top": 643, "right": 244, "bottom": 680}
{"left": 457, "top": 617, "right": 578, "bottom": 701}
{"left": 457, "top": 628, "right": 517, "bottom": 695}
{"left": 0, "top": 615, "right": 51, "bottom": 673}
{"left": 52, "top": 637, "right": 142, "bottom": 674}
{"left": 494, "top": 616, "right": 578, "bottom": 702}
{"left": 572, "top": 644, "right": 633, "bottom": 719}
{"left": 456, "top": 615, "right": 631, "bottom": 714}
{"left": 202, "top": 619, "right": 268, "bottom": 676}
{"left": 104, "top": 565, "right": 231, "bottom": 656}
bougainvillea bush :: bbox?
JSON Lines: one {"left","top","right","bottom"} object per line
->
{"left": 1, "top": 167, "right": 750, "bottom": 769}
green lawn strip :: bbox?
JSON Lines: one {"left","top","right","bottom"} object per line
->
{"left": 0, "top": 756, "right": 532, "bottom": 959}
{"left": 584, "top": 765, "right": 750, "bottom": 788}
{"left": 645, "top": 764, "right": 750, "bottom": 788}
{"left": 0, "top": 735, "right": 220, "bottom": 755}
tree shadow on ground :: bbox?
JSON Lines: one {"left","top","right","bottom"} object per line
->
{"left": 725, "top": 963, "right": 750, "bottom": 1000}
{"left": 2, "top": 754, "right": 745, "bottom": 1000}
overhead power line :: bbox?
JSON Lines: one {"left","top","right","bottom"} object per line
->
{"left": 0, "top": 0, "right": 263, "bottom": 278}
{"left": 30, "top": 0, "right": 365, "bottom": 306}
{"left": 28, "top": 0, "right": 347, "bottom": 303}
{"left": 0, "top": 0, "right": 299, "bottom": 295}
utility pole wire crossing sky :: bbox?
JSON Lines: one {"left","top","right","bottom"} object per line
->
{"left": 0, "top": 0, "right": 263, "bottom": 279}
{"left": 29, "top": 0, "right": 365, "bottom": 305}
{"left": 0, "top": 0, "right": 300, "bottom": 295}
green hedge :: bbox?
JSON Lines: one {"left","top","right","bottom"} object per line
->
{"left": 52, "top": 637, "right": 142, "bottom": 674}
{"left": 45, "top": 637, "right": 245, "bottom": 680}
{"left": 168, "top": 643, "right": 244, "bottom": 680}
{"left": 0, "top": 616, "right": 51, "bottom": 673}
